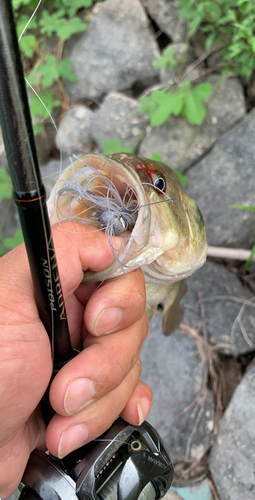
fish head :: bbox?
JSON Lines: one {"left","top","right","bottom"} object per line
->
{"left": 109, "top": 153, "right": 207, "bottom": 283}
{"left": 47, "top": 152, "right": 207, "bottom": 284}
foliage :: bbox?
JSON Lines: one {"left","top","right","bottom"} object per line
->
{"left": 228, "top": 203, "right": 255, "bottom": 271}
{"left": 3, "top": 230, "right": 24, "bottom": 250}
{"left": 154, "top": 46, "right": 177, "bottom": 72}
{"left": 0, "top": 168, "right": 13, "bottom": 202}
{"left": 228, "top": 204, "right": 255, "bottom": 212}
{"left": 101, "top": 138, "right": 134, "bottom": 155}
{"left": 140, "top": 81, "right": 212, "bottom": 126}
{"left": 178, "top": 0, "right": 255, "bottom": 81}
{"left": 244, "top": 243, "right": 255, "bottom": 273}
{"left": 0, "top": 168, "right": 24, "bottom": 255}
{"left": 13, "top": 0, "right": 101, "bottom": 133}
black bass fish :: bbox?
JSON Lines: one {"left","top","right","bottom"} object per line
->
{"left": 48, "top": 153, "right": 207, "bottom": 334}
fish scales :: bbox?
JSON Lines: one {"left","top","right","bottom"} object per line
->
{"left": 48, "top": 153, "right": 207, "bottom": 335}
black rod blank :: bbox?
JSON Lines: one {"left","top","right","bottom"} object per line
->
{"left": 0, "top": 0, "right": 76, "bottom": 417}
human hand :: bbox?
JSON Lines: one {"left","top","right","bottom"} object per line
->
{"left": 0, "top": 221, "right": 152, "bottom": 498}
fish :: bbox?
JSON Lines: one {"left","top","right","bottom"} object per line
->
{"left": 47, "top": 152, "right": 207, "bottom": 335}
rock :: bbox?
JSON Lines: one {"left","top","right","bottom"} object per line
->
{"left": 158, "top": 43, "right": 195, "bottom": 85}
{"left": 186, "top": 109, "right": 255, "bottom": 248}
{"left": 146, "top": 0, "right": 187, "bottom": 43}
{"left": 64, "top": 0, "right": 160, "bottom": 101}
{"left": 56, "top": 106, "right": 94, "bottom": 156}
{"left": 140, "top": 315, "right": 215, "bottom": 463}
{"left": 138, "top": 74, "right": 246, "bottom": 172}
{"left": 41, "top": 157, "right": 71, "bottom": 199}
{"left": 209, "top": 364, "right": 255, "bottom": 500}
{"left": 180, "top": 260, "right": 255, "bottom": 356}
{"left": 91, "top": 92, "right": 148, "bottom": 149}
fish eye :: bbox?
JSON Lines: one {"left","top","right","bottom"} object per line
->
{"left": 152, "top": 174, "right": 166, "bottom": 192}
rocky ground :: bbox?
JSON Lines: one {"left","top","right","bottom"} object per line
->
{"left": 3, "top": 0, "right": 255, "bottom": 499}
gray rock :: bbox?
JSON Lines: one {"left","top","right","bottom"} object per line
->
{"left": 159, "top": 43, "right": 195, "bottom": 85}
{"left": 64, "top": 0, "right": 160, "bottom": 101}
{"left": 91, "top": 92, "right": 148, "bottom": 148}
{"left": 56, "top": 106, "right": 94, "bottom": 156}
{"left": 186, "top": 109, "right": 255, "bottom": 248}
{"left": 138, "top": 74, "right": 246, "bottom": 172}
{"left": 209, "top": 364, "right": 255, "bottom": 500}
{"left": 181, "top": 260, "right": 255, "bottom": 356}
{"left": 41, "top": 157, "right": 71, "bottom": 199}
{"left": 141, "top": 315, "right": 215, "bottom": 463}
{"left": 146, "top": 0, "right": 187, "bottom": 43}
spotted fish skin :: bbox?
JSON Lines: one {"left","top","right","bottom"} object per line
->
{"left": 48, "top": 153, "right": 207, "bottom": 334}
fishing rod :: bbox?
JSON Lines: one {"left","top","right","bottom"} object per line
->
{"left": 0, "top": 1, "right": 174, "bottom": 499}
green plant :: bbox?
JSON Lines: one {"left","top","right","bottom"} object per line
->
{"left": 0, "top": 168, "right": 24, "bottom": 255}
{"left": 101, "top": 138, "right": 134, "bottom": 155}
{"left": 178, "top": 0, "right": 255, "bottom": 81}
{"left": 139, "top": 81, "right": 212, "bottom": 127}
{"left": 228, "top": 203, "right": 255, "bottom": 272}
{"left": 13, "top": 0, "right": 101, "bottom": 134}
{"left": 154, "top": 46, "right": 177, "bottom": 72}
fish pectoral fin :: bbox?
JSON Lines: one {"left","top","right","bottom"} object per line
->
{"left": 162, "top": 280, "right": 187, "bottom": 336}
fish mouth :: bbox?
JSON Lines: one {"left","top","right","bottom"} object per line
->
{"left": 48, "top": 154, "right": 154, "bottom": 272}
{"left": 141, "top": 242, "right": 208, "bottom": 285}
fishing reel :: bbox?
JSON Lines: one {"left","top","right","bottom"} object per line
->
{"left": 19, "top": 417, "right": 174, "bottom": 500}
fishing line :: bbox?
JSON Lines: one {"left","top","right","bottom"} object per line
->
{"left": 18, "top": 0, "right": 42, "bottom": 42}
{"left": 18, "top": 0, "right": 64, "bottom": 185}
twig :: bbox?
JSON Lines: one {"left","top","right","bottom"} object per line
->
{"left": 230, "top": 296, "right": 255, "bottom": 348}
{"left": 207, "top": 245, "right": 255, "bottom": 262}
{"left": 181, "top": 42, "right": 225, "bottom": 81}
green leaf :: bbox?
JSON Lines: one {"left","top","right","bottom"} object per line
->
{"left": 40, "top": 16, "right": 87, "bottom": 41}
{"left": 154, "top": 46, "right": 177, "bottom": 71}
{"left": 150, "top": 93, "right": 179, "bottom": 127}
{"left": 30, "top": 89, "right": 60, "bottom": 119}
{"left": 150, "top": 152, "right": 162, "bottom": 162}
{"left": 182, "top": 82, "right": 212, "bottom": 125}
{"left": 191, "top": 82, "right": 212, "bottom": 100}
{"left": 228, "top": 204, "right": 255, "bottom": 212}
{"left": 33, "top": 122, "right": 43, "bottom": 136}
{"left": 174, "top": 169, "right": 187, "bottom": 187}
{"left": 3, "top": 229, "right": 24, "bottom": 249}
{"left": 0, "top": 168, "right": 12, "bottom": 201}
{"left": 39, "top": 10, "right": 64, "bottom": 37}
{"left": 244, "top": 242, "right": 255, "bottom": 273}
{"left": 58, "top": 59, "right": 77, "bottom": 82}
{"left": 12, "top": 0, "right": 33, "bottom": 11}
{"left": 19, "top": 34, "right": 37, "bottom": 58}
{"left": 55, "top": 0, "right": 93, "bottom": 16}
{"left": 183, "top": 92, "right": 206, "bottom": 124}
{"left": 38, "top": 55, "right": 59, "bottom": 87}
{"left": 16, "top": 14, "right": 37, "bottom": 37}
{"left": 101, "top": 138, "right": 134, "bottom": 156}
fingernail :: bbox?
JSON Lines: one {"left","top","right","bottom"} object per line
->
{"left": 64, "top": 378, "right": 96, "bottom": 415}
{"left": 58, "top": 424, "right": 88, "bottom": 458}
{"left": 137, "top": 398, "right": 151, "bottom": 425}
{"left": 94, "top": 307, "right": 122, "bottom": 335}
